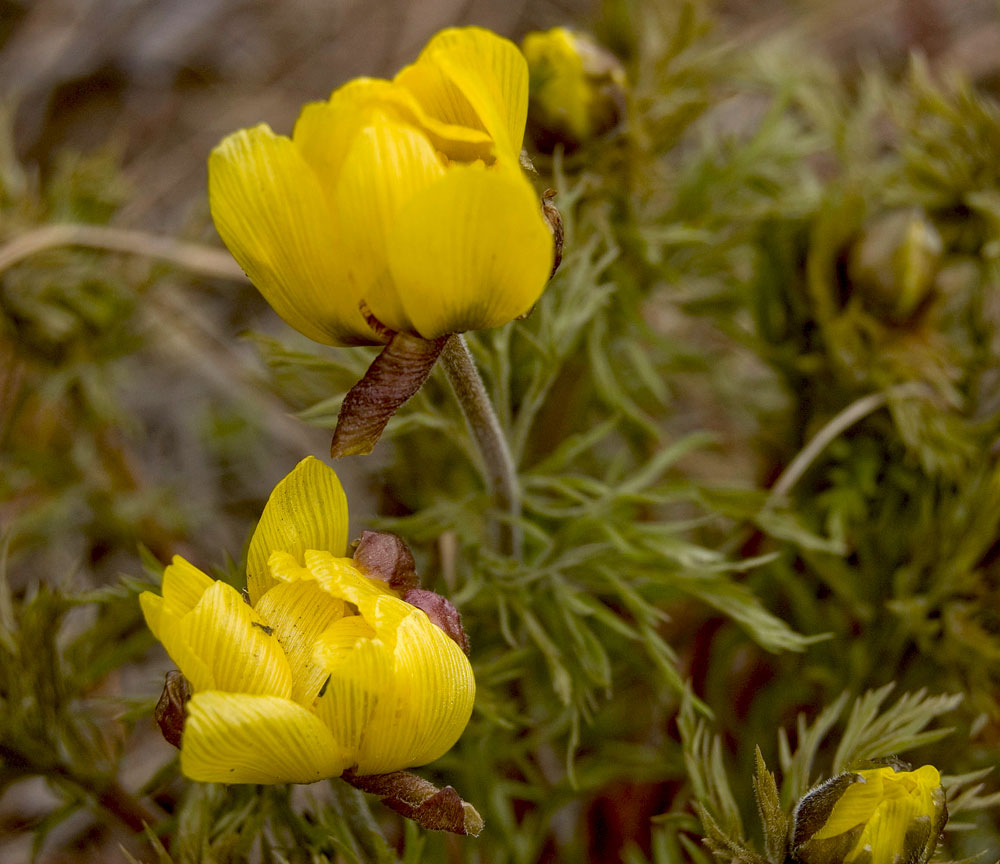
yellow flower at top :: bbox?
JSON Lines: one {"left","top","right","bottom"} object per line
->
{"left": 792, "top": 764, "right": 948, "bottom": 864}
{"left": 139, "top": 457, "right": 475, "bottom": 783}
{"left": 209, "top": 27, "right": 554, "bottom": 347}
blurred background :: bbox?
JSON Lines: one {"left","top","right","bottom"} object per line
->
{"left": 4, "top": 0, "right": 1000, "bottom": 862}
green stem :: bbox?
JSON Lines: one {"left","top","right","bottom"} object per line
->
{"left": 440, "top": 334, "right": 522, "bottom": 559}
{"left": 766, "top": 391, "right": 889, "bottom": 505}
{"left": 0, "top": 223, "right": 244, "bottom": 280}
{"left": 721, "top": 385, "right": 924, "bottom": 558}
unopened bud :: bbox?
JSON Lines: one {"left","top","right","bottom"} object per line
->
{"left": 848, "top": 209, "right": 942, "bottom": 323}
{"left": 522, "top": 27, "right": 627, "bottom": 152}
{"left": 791, "top": 764, "right": 947, "bottom": 864}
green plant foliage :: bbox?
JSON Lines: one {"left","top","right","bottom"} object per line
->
{"left": 247, "top": 157, "right": 818, "bottom": 861}
{"left": 0, "top": 540, "right": 154, "bottom": 856}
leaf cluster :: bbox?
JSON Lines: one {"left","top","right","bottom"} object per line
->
{"left": 0, "top": 540, "right": 154, "bottom": 858}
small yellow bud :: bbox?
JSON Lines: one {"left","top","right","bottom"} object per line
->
{"left": 848, "top": 210, "right": 943, "bottom": 323}
{"left": 522, "top": 27, "right": 626, "bottom": 151}
{"left": 791, "top": 765, "right": 948, "bottom": 864}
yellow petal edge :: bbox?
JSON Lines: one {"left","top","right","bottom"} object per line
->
{"left": 181, "top": 691, "right": 351, "bottom": 784}
{"left": 390, "top": 164, "right": 553, "bottom": 339}
{"left": 247, "top": 457, "right": 349, "bottom": 604}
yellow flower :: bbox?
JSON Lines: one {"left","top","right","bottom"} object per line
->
{"left": 209, "top": 27, "right": 553, "bottom": 347}
{"left": 139, "top": 457, "right": 475, "bottom": 783}
{"left": 521, "top": 27, "right": 626, "bottom": 151}
{"left": 792, "top": 765, "right": 948, "bottom": 864}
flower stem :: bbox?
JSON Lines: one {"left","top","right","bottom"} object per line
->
{"left": 0, "top": 223, "right": 244, "bottom": 280}
{"left": 440, "top": 334, "right": 522, "bottom": 559}
{"left": 765, "top": 382, "right": 928, "bottom": 506}
{"left": 766, "top": 391, "right": 889, "bottom": 504}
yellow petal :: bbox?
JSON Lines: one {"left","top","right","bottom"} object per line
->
{"left": 139, "top": 591, "right": 165, "bottom": 640}
{"left": 292, "top": 85, "right": 374, "bottom": 195}
{"left": 389, "top": 164, "right": 553, "bottom": 339}
{"left": 141, "top": 559, "right": 240, "bottom": 692}
{"left": 294, "top": 78, "right": 492, "bottom": 184}
{"left": 265, "top": 550, "right": 394, "bottom": 623}
{"left": 246, "top": 457, "right": 349, "bottom": 605}
{"left": 812, "top": 771, "right": 886, "bottom": 839}
{"left": 254, "top": 580, "right": 347, "bottom": 705}
{"left": 521, "top": 28, "right": 592, "bottom": 141}
{"left": 148, "top": 612, "right": 215, "bottom": 690}
{"left": 173, "top": 581, "right": 293, "bottom": 697}
{"left": 332, "top": 111, "right": 446, "bottom": 333}
{"left": 266, "top": 549, "right": 313, "bottom": 584}
{"left": 181, "top": 691, "right": 350, "bottom": 784}
{"left": 161, "top": 556, "right": 216, "bottom": 619}
{"left": 364, "top": 608, "right": 475, "bottom": 771}
{"left": 400, "top": 27, "right": 529, "bottom": 160}
{"left": 209, "top": 125, "right": 374, "bottom": 346}
{"left": 317, "top": 615, "right": 378, "bottom": 652}
{"left": 394, "top": 62, "right": 486, "bottom": 144}
{"left": 843, "top": 767, "right": 943, "bottom": 864}
{"left": 301, "top": 550, "right": 395, "bottom": 617}
{"left": 366, "top": 592, "right": 413, "bottom": 649}
{"left": 909, "top": 764, "right": 942, "bottom": 792}
{"left": 851, "top": 798, "right": 913, "bottom": 864}
{"left": 140, "top": 557, "right": 217, "bottom": 643}
{"left": 313, "top": 624, "right": 393, "bottom": 771}
{"left": 309, "top": 587, "right": 474, "bottom": 774}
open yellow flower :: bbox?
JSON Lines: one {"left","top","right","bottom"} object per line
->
{"left": 139, "top": 457, "right": 475, "bottom": 783}
{"left": 792, "top": 765, "right": 948, "bottom": 864}
{"left": 209, "top": 26, "right": 553, "bottom": 347}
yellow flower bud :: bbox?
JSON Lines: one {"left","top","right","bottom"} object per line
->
{"left": 209, "top": 27, "right": 553, "bottom": 347}
{"left": 791, "top": 765, "right": 948, "bottom": 864}
{"left": 139, "top": 457, "right": 475, "bottom": 783}
{"left": 848, "top": 210, "right": 943, "bottom": 323}
{"left": 521, "top": 27, "right": 626, "bottom": 151}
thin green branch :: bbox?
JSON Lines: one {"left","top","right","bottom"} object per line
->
{"left": 766, "top": 391, "right": 889, "bottom": 504}
{"left": 440, "top": 334, "right": 522, "bottom": 559}
{"left": 766, "top": 382, "right": 931, "bottom": 507}
{"left": 0, "top": 223, "right": 246, "bottom": 281}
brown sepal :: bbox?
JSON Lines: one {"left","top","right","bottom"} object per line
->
{"left": 343, "top": 770, "right": 484, "bottom": 836}
{"left": 542, "top": 188, "right": 564, "bottom": 279}
{"left": 331, "top": 331, "right": 449, "bottom": 458}
{"left": 353, "top": 530, "right": 419, "bottom": 592}
{"left": 403, "top": 588, "right": 470, "bottom": 655}
{"left": 154, "top": 670, "right": 191, "bottom": 749}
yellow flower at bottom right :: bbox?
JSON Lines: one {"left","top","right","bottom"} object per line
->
{"left": 792, "top": 765, "right": 947, "bottom": 864}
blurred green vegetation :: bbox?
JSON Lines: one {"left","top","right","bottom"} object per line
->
{"left": 2, "top": 0, "right": 1000, "bottom": 862}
